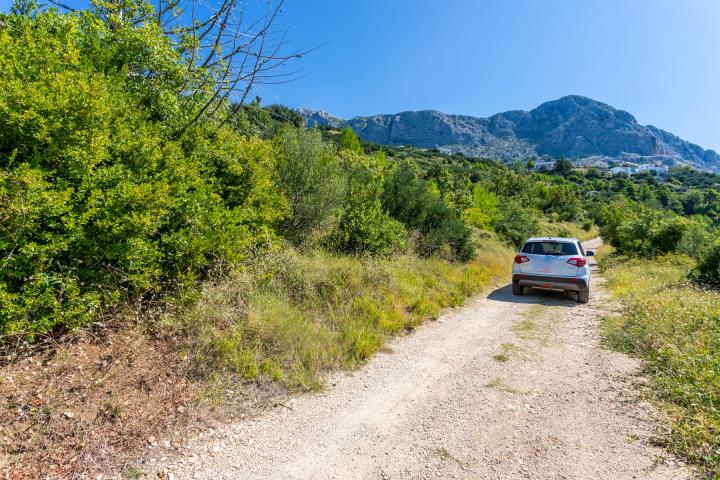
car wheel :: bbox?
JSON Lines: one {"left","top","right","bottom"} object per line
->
{"left": 512, "top": 282, "right": 524, "bottom": 295}
{"left": 578, "top": 289, "right": 590, "bottom": 303}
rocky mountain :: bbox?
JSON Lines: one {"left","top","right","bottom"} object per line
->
{"left": 300, "top": 96, "right": 720, "bottom": 171}
{"left": 297, "top": 108, "right": 345, "bottom": 129}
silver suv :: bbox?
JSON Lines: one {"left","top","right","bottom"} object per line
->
{"left": 511, "top": 237, "right": 593, "bottom": 303}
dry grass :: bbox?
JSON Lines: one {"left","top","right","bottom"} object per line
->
{"left": 176, "top": 236, "right": 514, "bottom": 390}
{"left": 512, "top": 305, "right": 546, "bottom": 340}
{"left": 2, "top": 326, "right": 192, "bottom": 477}
{"left": 492, "top": 353, "right": 510, "bottom": 363}
{"left": 493, "top": 343, "right": 524, "bottom": 363}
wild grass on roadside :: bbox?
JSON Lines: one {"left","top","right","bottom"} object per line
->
{"left": 600, "top": 253, "right": 720, "bottom": 475}
{"left": 173, "top": 236, "right": 513, "bottom": 390}
{"left": 538, "top": 220, "right": 599, "bottom": 242}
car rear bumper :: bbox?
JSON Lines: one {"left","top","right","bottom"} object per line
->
{"left": 512, "top": 274, "right": 588, "bottom": 292}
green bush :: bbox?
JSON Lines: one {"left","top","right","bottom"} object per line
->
{"left": 693, "top": 239, "right": 720, "bottom": 287}
{"left": 338, "top": 127, "right": 363, "bottom": 154}
{"left": 542, "top": 183, "right": 583, "bottom": 221}
{"left": 274, "top": 127, "right": 346, "bottom": 245}
{"left": 492, "top": 198, "right": 539, "bottom": 247}
{"left": 382, "top": 161, "right": 474, "bottom": 260}
{"left": 0, "top": 7, "right": 286, "bottom": 337}
{"left": 462, "top": 184, "right": 498, "bottom": 230}
{"left": 612, "top": 209, "right": 692, "bottom": 256}
{"left": 331, "top": 166, "right": 406, "bottom": 256}
{"left": 676, "top": 221, "right": 712, "bottom": 259}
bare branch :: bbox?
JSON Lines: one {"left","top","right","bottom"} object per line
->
{"left": 47, "top": 0, "right": 77, "bottom": 11}
{"left": 157, "top": 0, "right": 311, "bottom": 134}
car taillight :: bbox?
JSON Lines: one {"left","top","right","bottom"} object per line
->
{"left": 514, "top": 255, "right": 530, "bottom": 264}
{"left": 567, "top": 257, "right": 586, "bottom": 267}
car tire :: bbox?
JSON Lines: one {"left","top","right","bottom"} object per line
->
{"left": 512, "top": 282, "right": 524, "bottom": 295}
{"left": 578, "top": 289, "right": 590, "bottom": 304}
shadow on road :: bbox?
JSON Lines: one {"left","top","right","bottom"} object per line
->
{"left": 487, "top": 284, "right": 581, "bottom": 308}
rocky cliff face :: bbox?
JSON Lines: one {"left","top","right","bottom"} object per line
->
{"left": 300, "top": 96, "right": 720, "bottom": 170}
{"left": 296, "top": 108, "right": 345, "bottom": 129}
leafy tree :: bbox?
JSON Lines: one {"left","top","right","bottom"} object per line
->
{"left": 0, "top": 6, "right": 286, "bottom": 337}
{"left": 595, "top": 197, "right": 634, "bottom": 243}
{"left": 553, "top": 158, "right": 574, "bottom": 176}
{"left": 462, "top": 185, "right": 498, "bottom": 230}
{"left": 228, "top": 102, "right": 304, "bottom": 138}
{"left": 543, "top": 183, "right": 583, "bottom": 221}
{"left": 604, "top": 206, "right": 694, "bottom": 256}
{"left": 683, "top": 190, "right": 706, "bottom": 216}
{"left": 382, "top": 161, "right": 473, "bottom": 260}
{"left": 274, "top": 127, "right": 346, "bottom": 245}
{"left": 426, "top": 162, "right": 454, "bottom": 197}
{"left": 267, "top": 105, "right": 305, "bottom": 128}
{"left": 339, "top": 127, "right": 363, "bottom": 154}
{"left": 445, "top": 175, "right": 474, "bottom": 215}
{"left": 693, "top": 239, "right": 720, "bottom": 287}
{"left": 492, "top": 199, "right": 539, "bottom": 247}
{"left": 332, "top": 166, "right": 406, "bottom": 256}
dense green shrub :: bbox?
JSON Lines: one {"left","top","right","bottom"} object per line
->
{"left": 615, "top": 210, "right": 681, "bottom": 255}
{"left": 0, "top": 7, "right": 286, "bottom": 337}
{"left": 462, "top": 184, "right": 498, "bottom": 230}
{"left": 331, "top": 165, "right": 406, "bottom": 256}
{"left": 492, "top": 198, "right": 539, "bottom": 248}
{"left": 541, "top": 183, "right": 583, "bottom": 221}
{"left": 338, "top": 127, "right": 363, "bottom": 154}
{"left": 230, "top": 102, "right": 306, "bottom": 138}
{"left": 600, "top": 203, "right": 696, "bottom": 256}
{"left": 553, "top": 158, "right": 574, "bottom": 176}
{"left": 693, "top": 240, "right": 720, "bottom": 287}
{"left": 595, "top": 197, "right": 633, "bottom": 244}
{"left": 676, "top": 222, "right": 712, "bottom": 259}
{"left": 266, "top": 104, "right": 305, "bottom": 129}
{"left": 274, "top": 127, "right": 346, "bottom": 245}
{"left": 382, "top": 161, "right": 474, "bottom": 260}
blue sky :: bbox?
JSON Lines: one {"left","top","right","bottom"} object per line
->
{"left": 2, "top": 0, "right": 719, "bottom": 150}
{"left": 256, "top": 0, "right": 720, "bottom": 151}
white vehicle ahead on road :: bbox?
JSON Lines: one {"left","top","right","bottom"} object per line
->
{"left": 511, "top": 237, "right": 594, "bottom": 303}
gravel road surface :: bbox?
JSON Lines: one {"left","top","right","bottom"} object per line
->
{"left": 160, "top": 239, "right": 691, "bottom": 479}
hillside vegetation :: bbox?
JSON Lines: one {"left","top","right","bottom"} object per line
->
{"left": 0, "top": 2, "right": 601, "bottom": 348}
{"left": 3, "top": 1, "right": 720, "bottom": 476}
{"left": 594, "top": 190, "right": 720, "bottom": 476}
{"left": 601, "top": 253, "right": 720, "bottom": 476}
{"left": 0, "top": 4, "right": 593, "bottom": 474}
{"left": 302, "top": 95, "right": 720, "bottom": 170}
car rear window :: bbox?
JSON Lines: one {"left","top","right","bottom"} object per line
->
{"left": 521, "top": 241, "right": 578, "bottom": 256}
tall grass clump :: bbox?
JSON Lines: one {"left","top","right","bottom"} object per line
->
{"left": 176, "top": 236, "right": 513, "bottom": 390}
{"left": 601, "top": 254, "right": 720, "bottom": 475}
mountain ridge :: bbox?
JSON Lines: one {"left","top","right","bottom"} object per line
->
{"left": 299, "top": 96, "right": 720, "bottom": 171}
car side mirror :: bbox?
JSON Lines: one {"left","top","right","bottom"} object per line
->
{"left": 586, "top": 250, "right": 595, "bottom": 256}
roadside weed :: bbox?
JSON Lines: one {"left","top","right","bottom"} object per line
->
{"left": 601, "top": 253, "right": 720, "bottom": 475}
{"left": 177, "top": 237, "right": 514, "bottom": 391}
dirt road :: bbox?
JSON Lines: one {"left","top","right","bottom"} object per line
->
{"left": 162, "top": 239, "right": 691, "bottom": 479}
